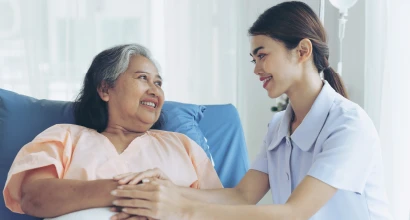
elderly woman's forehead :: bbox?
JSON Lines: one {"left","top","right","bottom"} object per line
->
{"left": 129, "top": 56, "right": 158, "bottom": 69}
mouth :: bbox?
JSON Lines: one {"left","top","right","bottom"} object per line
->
{"left": 140, "top": 101, "right": 158, "bottom": 108}
{"left": 261, "top": 76, "right": 273, "bottom": 88}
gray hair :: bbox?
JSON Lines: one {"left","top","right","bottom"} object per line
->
{"left": 97, "top": 44, "right": 159, "bottom": 88}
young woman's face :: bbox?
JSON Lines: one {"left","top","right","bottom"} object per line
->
{"left": 250, "top": 35, "right": 300, "bottom": 98}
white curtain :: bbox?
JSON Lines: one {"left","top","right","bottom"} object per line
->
{"left": 364, "top": 1, "right": 410, "bottom": 219}
{"left": 0, "top": 0, "right": 240, "bottom": 105}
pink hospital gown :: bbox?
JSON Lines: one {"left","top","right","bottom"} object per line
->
{"left": 3, "top": 124, "right": 222, "bottom": 213}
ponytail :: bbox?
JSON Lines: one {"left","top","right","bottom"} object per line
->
{"left": 323, "top": 67, "right": 349, "bottom": 99}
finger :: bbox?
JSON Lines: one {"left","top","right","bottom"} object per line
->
{"left": 113, "top": 198, "right": 153, "bottom": 209}
{"left": 148, "top": 178, "right": 165, "bottom": 186}
{"left": 122, "top": 168, "right": 163, "bottom": 185}
{"left": 125, "top": 216, "right": 148, "bottom": 220}
{"left": 110, "top": 212, "right": 131, "bottom": 220}
{"left": 129, "top": 177, "right": 150, "bottom": 185}
{"left": 118, "top": 175, "right": 138, "bottom": 185}
{"left": 118, "top": 185, "right": 140, "bottom": 190}
{"left": 114, "top": 172, "right": 134, "bottom": 180}
{"left": 111, "top": 206, "right": 122, "bottom": 212}
{"left": 116, "top": 182, "right": 158, "bottom": 191}
{"left": 122, "top": 208, "right": 155, "bottom": 219}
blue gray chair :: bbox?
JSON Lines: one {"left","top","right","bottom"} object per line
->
{"left": 0, "top": 89, "right": 249, "bottom": 220}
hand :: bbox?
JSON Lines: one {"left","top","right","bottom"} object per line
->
{"left": 113, "top": 168, "right": 172, "bottom": 185}
{"left": 111, "top": 179, "right": 196, "bottom": 220}
{"left": 110, "top": 207, "right": 154, "bottom": 220}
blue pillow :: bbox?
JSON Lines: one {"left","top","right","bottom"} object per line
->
{"left": 0, "top": 89, "right": 212, "bottom": 220}
{"left": 198, "top": 105, "right": 249, "bottom": 187}
{"left": 158, "top": 101, "right": 214, "bottom": 165}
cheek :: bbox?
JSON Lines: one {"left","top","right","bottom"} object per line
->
{"left": 159, "top": 89, "right": 165, "bottom": 100}
{"left": 273, "top": 57, "right": 294, "bottom": 77}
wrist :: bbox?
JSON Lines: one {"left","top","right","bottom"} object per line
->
{"left": 177, "top": 185, "right": 187, "bottom": 197}
{"left": 182, "top": 199, "right": 202, "bottom": 220}
{"left": 88, "top": 179, "right": 119, "bottom": 206}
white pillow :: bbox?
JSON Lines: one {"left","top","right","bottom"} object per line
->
{"left": 44, "top": 208, "right": 114, "bottom": 220}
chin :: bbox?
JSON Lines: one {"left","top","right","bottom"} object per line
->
{"left": 267, "top": 91, "right": 282, "bottom": 99}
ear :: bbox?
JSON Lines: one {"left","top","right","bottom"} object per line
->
{"left": 97, "top": 81, "right": 110, "bottom": 102}
{"left": 296, "top": 38, "right": 313, "bottom": 63}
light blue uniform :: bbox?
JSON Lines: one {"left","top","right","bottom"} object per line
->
{"left": 251, "top": 81, "right": 392, "bottom": 219}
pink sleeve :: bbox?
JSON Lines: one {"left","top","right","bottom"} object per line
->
{"left": 184, "top": 138, "right": 223, "bottom": 189}
{"left": 3, "top": 125, "right": 74, "bottom": 213}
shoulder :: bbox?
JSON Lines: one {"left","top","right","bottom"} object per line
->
{"left": 33, "top": 124, "right": 94, "bottom": 142}
{"left": 320, "top": 94, "right": 379, "bottom": 151}
{"left": 328, "top": 94, "right": 377, "bottom": 136}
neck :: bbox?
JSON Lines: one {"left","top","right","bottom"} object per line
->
{"left": 102, "top": 124, "right": 146, "bottom": 139}
{"left": 102, "top": 124, "right": 147, "bottom": 153}
{"left": 286, "top": 72, "right": 323, "bottom": 124}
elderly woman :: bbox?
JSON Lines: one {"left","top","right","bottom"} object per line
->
{"left": 3, "top": 44, "right": 221, "bottom": 219}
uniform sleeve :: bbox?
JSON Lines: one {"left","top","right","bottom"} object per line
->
{"left": 307, "top": 110, "right": 378, "bottom": 194}
{"left": 3, "top": 125, "right": 74, "bottom": 213}
{"left": 184, "top": 138, "right": 223, "bottom": 189}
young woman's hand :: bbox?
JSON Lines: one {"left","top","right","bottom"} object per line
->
{"left": 113, "top": 168, "right": 172, "bottom": 185}
{"left": 110, "top": 179, "right": 196, "bottom": 220}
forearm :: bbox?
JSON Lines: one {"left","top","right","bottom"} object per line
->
{"left": 179, "top": 186, "right": 251, "bottom": 205}
{"left": 191, "top": 203, "right": 296, "bottom": 220}
{"left": 21, "top": 178, "right": 118, "bottom": 218}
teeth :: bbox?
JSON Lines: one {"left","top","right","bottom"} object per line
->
{"left": 141, "top": 101, "right": 156, "bottom": 108}
{"left": 263, "top": 76, "right": 272, "bottom": 84}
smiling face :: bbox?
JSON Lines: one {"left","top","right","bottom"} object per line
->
{"left": 99, "top": 55, "right": 164, "bottom": 132}
{"left": 250, "top": 35, "right": 301, "bottom": 99}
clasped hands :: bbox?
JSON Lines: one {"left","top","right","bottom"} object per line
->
{"left": 109, "top": 168, "right": 191, "bottom": 220}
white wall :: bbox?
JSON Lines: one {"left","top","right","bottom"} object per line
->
{"left": 325, "top": 0, "right": 365, "bottom": 107}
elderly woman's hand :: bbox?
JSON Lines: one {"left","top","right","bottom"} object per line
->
{"left": 111, "top": 168, "right": 181, "bottom": 219}
{"left": 110, "top": 207, "right": 154, "bottom": 220}
{"left": 113, "top": 168, "right": 172, "bottom": 185}
{"left": 110, "top": 179, "right": 195, "bottom": 220}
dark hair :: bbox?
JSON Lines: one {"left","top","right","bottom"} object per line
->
{"left": 249, "top": 1, "right": 348, "bottom": 98}
{"left": 73, "top": 44, "right": 159, "bottom": 132}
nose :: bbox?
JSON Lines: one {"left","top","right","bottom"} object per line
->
{"left": 147, "top": 82, "right": 161, "bottom": 97}
{"left": 253, "top": 62, "right": 264, "bottom": 76}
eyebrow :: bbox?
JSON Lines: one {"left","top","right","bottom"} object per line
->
{"left": 134, "top": 71, "right": 162, "bottom": 80}
{"left": 251, "top": 46, "right": 264, "bottom": 56}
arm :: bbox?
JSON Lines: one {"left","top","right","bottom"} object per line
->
{"left": 111, "top": 175, "right": 336, "bottom": 220}
{"left": 20, "top": 165, "right": 119, "bottom": 218}
{"left": 179, "top": 169, "right": 270, "bottom": 205}
{"left": 113, "top": 168, "right": 270, "bottom": 205}
{"left": 191, "top": 176, "right": 337, "bottom": 220}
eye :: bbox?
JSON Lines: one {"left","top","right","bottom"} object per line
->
{"left": 154, "top": 81, "right": 162, "bottom": 87}
{"left": 257, "top": 54, "right": 266, "bottom": 60}
{"left": 138, "top": 75, "right": 148, "bottom": 80}
{"left": 250, "top": 54, "right": 266, "bottom": 64}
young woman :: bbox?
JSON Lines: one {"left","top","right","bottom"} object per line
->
{"left": 109, "top": 2, "right": 392, "bottom": 220}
